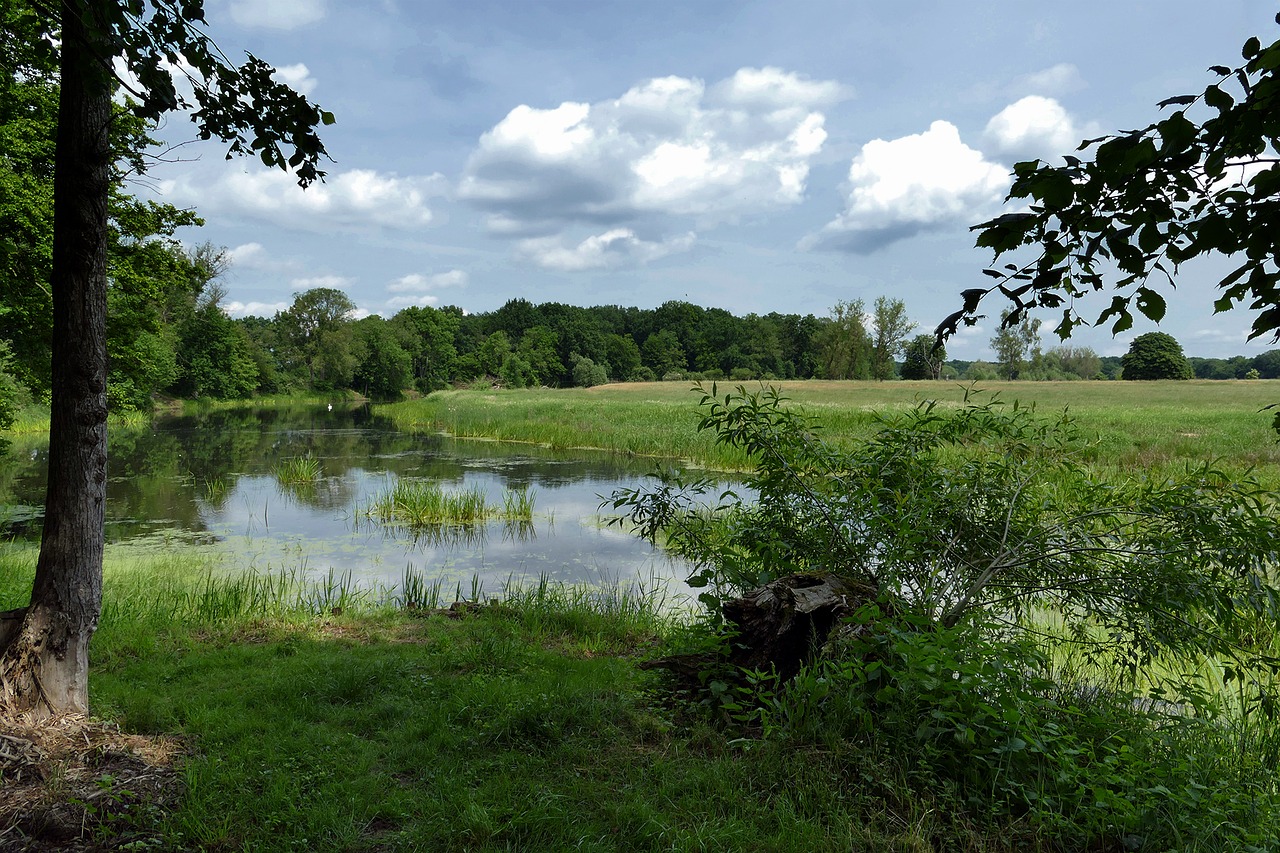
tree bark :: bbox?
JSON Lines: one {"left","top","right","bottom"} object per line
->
{"left": 0, "top": 2, "right": 112, "bottom": 718}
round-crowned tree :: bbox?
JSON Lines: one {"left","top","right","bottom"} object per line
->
{"left": 1121, "top": 332, "right": 1194, "bottom": 380}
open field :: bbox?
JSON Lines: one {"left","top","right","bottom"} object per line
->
{"left": 381, "top": 379, "right": 1280, "bottom": 479}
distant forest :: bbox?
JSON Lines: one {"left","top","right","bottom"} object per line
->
{"left": 4, "top": 244, "right": 1279, "bottom": 409}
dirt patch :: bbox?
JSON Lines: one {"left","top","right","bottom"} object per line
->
{"left": 0, "top": 714, "right": 185, "bottom": 851}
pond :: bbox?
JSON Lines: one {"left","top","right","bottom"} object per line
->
{"left": 0, "top": 404, "right": 704, "bottom": 598}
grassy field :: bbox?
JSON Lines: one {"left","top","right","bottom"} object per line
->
{"left": 0, "top": 547, "right": 1036, "bottom": 852}
{"left": 381, "top": 379, "right": 1280, "bottom": 479}
{"left": 5, "top": 381, "right": 1280, "bottom": 850}
{"left": 5, "top": 545, "right": 1272, "bottom": 851}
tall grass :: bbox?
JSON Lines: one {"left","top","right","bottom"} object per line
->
{"left": 378, "top": 380, "right": 1280, "bottom": 480}
{"left": 272, "top": 454, "right": 321, "bottom": 485}
{"left": 360, "top": 479, "right": 537, "bottom": 527}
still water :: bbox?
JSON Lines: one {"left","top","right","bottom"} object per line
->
{"left": 0, "top": 405, "right": 700, "bottom": 595}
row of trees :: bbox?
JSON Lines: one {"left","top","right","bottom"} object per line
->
{"left": 5, "top": 269, "right": 1275, "bottom": 413}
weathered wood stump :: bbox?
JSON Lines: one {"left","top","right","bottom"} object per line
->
{"left": 643, "top": 572, "right": 878, "bottom": 685}
{"left": 722, "top": 572, "right": 877, "bottom": 680}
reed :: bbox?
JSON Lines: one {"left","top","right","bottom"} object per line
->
{"left": 361, "top": 479, "right": 537, "bottom": 527}
{"left": 272, "top": 454, "right": 321, "bottom": 485}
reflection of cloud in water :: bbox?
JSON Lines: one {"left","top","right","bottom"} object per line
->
{"left": 6, "top": 405, "right": 713, "bottom": 597}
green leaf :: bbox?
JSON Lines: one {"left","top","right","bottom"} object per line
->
{"left": 1135, "top": 288, "right": 1167, "bottom": 323}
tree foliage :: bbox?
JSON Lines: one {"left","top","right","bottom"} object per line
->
{"left": 613, "top": 386, "right": 1280, "bottom": 698}
{"left": 900, "top": 334, "right": 945, "bottom": 380}
{"left": 989, "top": 309, "right": 1042, "bottom": 380}
{"left": 1121, "top": 331, "right": 1195, "bottom": 380}
{"left": 941, "top": 16, "right": 1280, "bottom": 344}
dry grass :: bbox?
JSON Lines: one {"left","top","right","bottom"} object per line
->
{"left": 0, "top": 713, "right": 185, "bottom": 851}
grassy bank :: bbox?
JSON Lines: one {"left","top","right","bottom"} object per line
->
{"left": 380, "top": 380, "right": 1280, "bottom": 479}
{"left": 2, "top": 545, "right": 1277, "bottom": 851}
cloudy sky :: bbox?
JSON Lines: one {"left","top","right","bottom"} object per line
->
{"left": 135, "top": 0, "right": 1279, "bottom": 360}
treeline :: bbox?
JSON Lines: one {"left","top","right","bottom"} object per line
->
{"left": 5, "top": 258, "right": 1280, "bottom": 412}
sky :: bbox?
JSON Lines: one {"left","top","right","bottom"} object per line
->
{"left": 132, "top": 0, "right": 1280, "bottom": 360}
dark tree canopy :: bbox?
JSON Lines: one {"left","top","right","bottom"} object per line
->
{"left": 940, "top": 16, "right": 1280, "bottom": 345}
{"left": 1121, "top": 332, "right": 1194, "bottom": 380}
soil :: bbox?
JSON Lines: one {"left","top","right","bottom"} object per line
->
{"left": 0, "top": 714, "right": 184, "bottom": 851}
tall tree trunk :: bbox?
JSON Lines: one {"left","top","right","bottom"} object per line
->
{"left": 0, "top": 2, "right": 112, "bottom": 718}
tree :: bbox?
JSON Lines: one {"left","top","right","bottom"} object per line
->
{"left": 1, "top": 0, "right": 331, "bottom": 718}
{"left": 569, "top": 353, "right": 609, "bottom": 387}
{"left": 1121, "top": 332, "right": 1194, "bottom": 380}
{"left": 870, "top": 297, "right": 916, "bottom": 380}
{"left": 901, "top": 334, "right": 945, "bottom": 380}
{"left": 642, "top": 329, "right": 687, "bottom": 378}
{"left": 392, "top": 305, "right": 459, "bottom": 391}
{"left": 941, "top": 17, "right": 1280, "bottom": 347}
{"left": 352, "top": 315, "right": 410, "bottom": 399}
{"left": 278, "top": 288, "right": 357, "bottom": 390}
{"left": 815, "top": 300, "right": 871, "bottom": 379}
{"left": 1045, "top": 345, "right": 1102, "bottom": 380}
{"left": 990, "top": 309, "right": 1041, "bottom": 380}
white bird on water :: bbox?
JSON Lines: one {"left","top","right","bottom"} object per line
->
{"left": 327, "top": 403, "right": 333, "bottom": 411}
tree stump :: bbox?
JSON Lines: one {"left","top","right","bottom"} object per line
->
{"left": 642, "top": 573, "right": 878, "bottom": 687}
{"left": 722, "top": 572, "right": 876, "bottom": 680}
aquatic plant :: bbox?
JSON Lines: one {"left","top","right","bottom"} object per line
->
{"left": 361, "top": 479, "right": 537, "bottom": 528}
{"left": 273, "top": 454, "right": 321, "bottom": 485}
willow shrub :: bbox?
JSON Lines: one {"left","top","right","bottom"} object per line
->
{"left": 612, "top": 385, "right": 1280, "bottom": 845}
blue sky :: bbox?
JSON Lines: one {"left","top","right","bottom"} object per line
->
{"left": 136, "top": 0, "right": 1279, "bottom": 360}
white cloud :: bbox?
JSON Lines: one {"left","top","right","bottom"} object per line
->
{"left": 458, "top": 67, "right": 843, "bottom": 255}
{"left": 228, "top": 242, "right": 268, "bottom": 267}
{"left": 803, "top": 120, "right": 1010, "bottom": 253}
{"left": 983, "top": 96, "right": 1085, "bottom": 162}
{"left": 1012, "top": 63, "right": 1085, "bottom": 98}
{"left": 387, "top": 270, "right": 469, "bottom": 292}
{"left": 517, "top": 229, "right": 696, "bottom": 271}
{"left": 229, "top": 0, "right": 326, "bottom": 30}
{"left": 272, "top": 63, "right": 317, "bottom": 96}
{"left": 291, "top": 275, "right": 353, "bottom": 290}
{"left": 157, "top": 167, "right": 444, "bottom": 232}
{"left": 711, "top": 66, "right": 850, "bottom": 108}
{"left": 223, "top": 300, "right": 289, "bottom": 318}
{"left": 386, "top": 295, "right": 442, "bottom": 309}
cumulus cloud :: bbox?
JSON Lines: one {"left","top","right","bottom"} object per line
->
{"left": 228, "top": 242, "right": 269, "bottom": 267}
{"left": 157, "top": 167, "right": 444, "bottom": 232}
{"left": 984, "top": 95, "right": 1087, "bottom": 162}
{"left": 272, "top": 63, "right": 317, "bottom": 96}
{"left": 1012, "top": 63, "right": 1085, "bottom": 98}
{"left": 387, "top": 270, "right": 468, "bottom": 292}
{"left": 710, "top": 66, "right": 850, "bottom": 108}
{"left": 803, "top": 120, "right": 1010, "bottom": 253}
{"left": 229, "top": 0, "right": 326, "bottom": 29}
{"left": 458, "top": 67, "right": 844, "bottom": 263}
{"left": 517, "top": 229, "right": 696, "bottom": 271}
{"left": 290, "top": 275, "right": 353, "bottom": 290}
{"left": 386, "top": 295, "right": 442, "bottom": 309}
{"left": 223, "top": 300, "right": 289, "bottom": 318}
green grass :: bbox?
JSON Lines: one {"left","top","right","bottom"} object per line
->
{"left": 359, "top": 480, "right": 536, "bottom": 527}
{"left": 379, "top": 380, "right": 1280, "bottom": 481}
{"left": 3, "top": 542, "right": 1277, "bottom": 850}
{"left": 273, "top": 454, "right": 322, "bottom": 485}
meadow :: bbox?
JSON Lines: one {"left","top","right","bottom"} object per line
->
{"left": 4, "top": 380, "right": 1280, "bottom": 850}
{"left": 381, "top": 379, "right": 1280, "bottom": 479}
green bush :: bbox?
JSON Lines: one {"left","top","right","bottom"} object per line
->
{"left": 613, "top": 385, "right": 1280, "bottom": 846}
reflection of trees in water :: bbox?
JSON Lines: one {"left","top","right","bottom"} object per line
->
{"left": 1, "top": 403, "right": 673, "bottom": 542}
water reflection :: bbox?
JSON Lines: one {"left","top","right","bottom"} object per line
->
{"left": 0, "top": 404, "right": 699, "bottom": 593}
